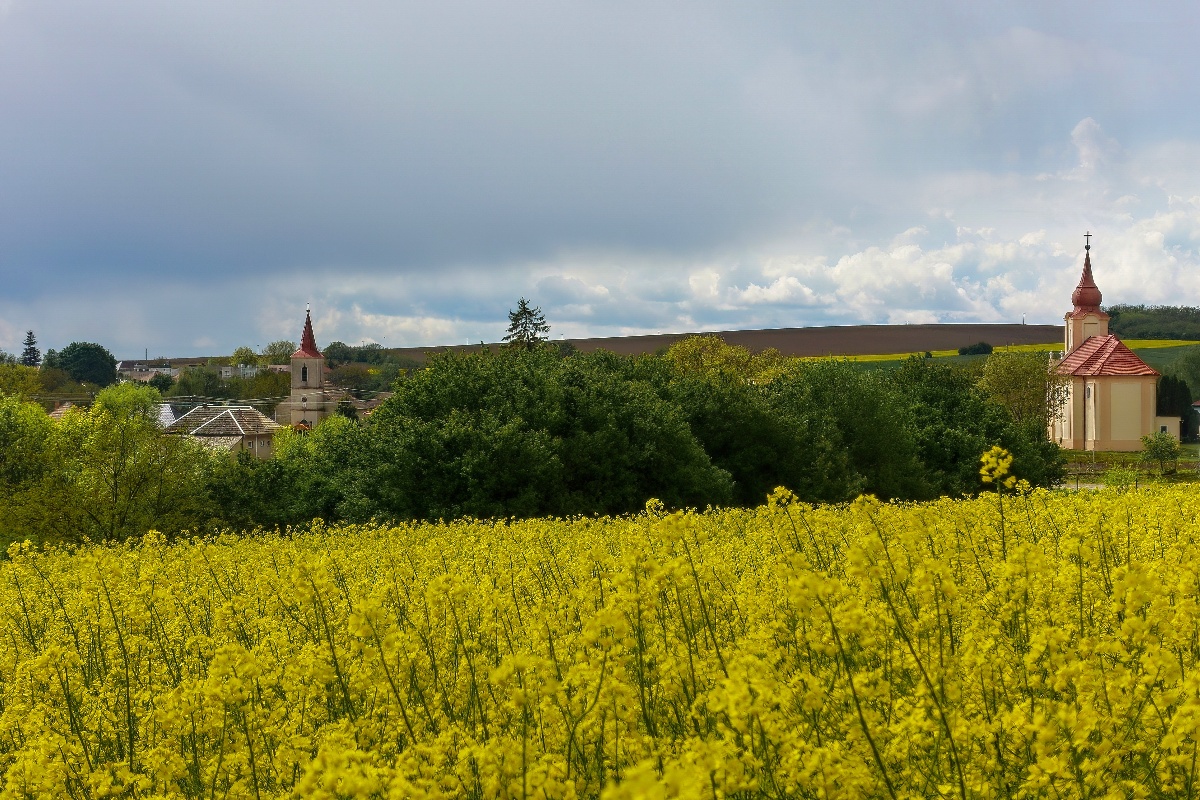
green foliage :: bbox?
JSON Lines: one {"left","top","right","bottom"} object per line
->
{"left": 19, "top": 330, "right": 40, "bottom": 368}
{"left": 230, "top": 346, "right": 259, "bottom": 367}
{"left": 1141, "top": 430, "right": 1181, "bottom": 475}
{"left": 0, "top": 364, "right": 43, "bottom": 400}
{"left": 978, "top": 351, "right": 1067, "bottom": 429}
{"left": 0, "top": 384, "right": 214, "bottom": 547}
{"left": 323, "top": 340, "right": 354, "bottom": 367}
{"left": 891, "top": 358, "right": 1065, "bottom": 495}
{"left": 261, "top": 340, "right": 297, "bottom": 365}
{"left": 503, "top": 297, "right": 550, "bottom": 350}
{"left": 148, "top": 372, "right": 176, "bottom": 393}
{"left": 957, "top": 341, "right": 994, "bottom": 356}
{"left": 1107, "top": 304, "right": 1200, "bottom": 340}
{"left": 56, "top": 341, "right": 117, "bottom": 386}
{"left": 168, "top": 367, "right": 289, "bottom": 413}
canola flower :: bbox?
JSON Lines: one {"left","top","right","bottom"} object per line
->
{"left": 2, "top": 484, "right": 1200, "bottom": 798}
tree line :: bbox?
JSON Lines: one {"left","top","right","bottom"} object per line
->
{"left": 0, "top": 335, "right": 1068, "bottom": 548}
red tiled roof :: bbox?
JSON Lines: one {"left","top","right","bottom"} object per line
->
{"left": 292, "top": 309, "right": 322, "bottom": 359}
{"left": 1056, "top": 335, "right": 1158, "bottom": 377}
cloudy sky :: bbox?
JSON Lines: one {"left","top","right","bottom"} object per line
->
{"left": 1, "top": 2, "right": 1198, "bottom": 358}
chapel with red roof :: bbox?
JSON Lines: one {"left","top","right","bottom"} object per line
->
{"left": 1049, "top": 237, "right": 1178, "bottom": 451}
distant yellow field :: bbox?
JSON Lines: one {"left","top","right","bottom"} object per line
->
{"left": 836, "top": 338, "right": 1200, "bottom": 362}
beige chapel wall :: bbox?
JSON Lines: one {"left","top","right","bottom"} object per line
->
{"left": 1109, "top": 381, "right": 1142, "bottom": 441}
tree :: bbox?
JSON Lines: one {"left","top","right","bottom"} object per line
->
{"left": 978, "top": 351, "right": 1068, "bottom": 431}
{"left": 1141, "top": 430, "right": 1181, "bottom": 475}
{"left": 56, "top": 341, "right": 117, "bottom": 387}
{"left": 503, "top": 298, "right": 550, "bottom": 350}
{"left": 0, "top": 365, "right": 43, "bottom": 399}
{"left": 46, "top": 384, "right": 213, "bottom": 542}
{"left": 261, "top": 340, "right": 297, "bottom": 365}
{"left": 890, "top": 357, "right": 1065, "bottom": 495}
{"left": 231, "top": 346, "right": 260, "bottom": 367}
{"left": 19, "top": 331, "right": 40, "bottom": 368}
{"left": 1156, "top": 374, "right": 1194, "bottom": 439}
{"left": 148, "top": 372, "right": 176, "bottom": 393}
{"left": 324, "top": 341, "right": 353, "bottom": 367}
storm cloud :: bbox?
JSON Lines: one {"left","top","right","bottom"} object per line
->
{"left": 1, "top": 2, "right": 1199, "bottom": 355}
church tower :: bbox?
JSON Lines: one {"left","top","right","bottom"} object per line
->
{"left": 1063, "top": 235, "right": 1109, "bottom": 352}
{"left": 284, "top": 305, "right": 332, "bottom": 427}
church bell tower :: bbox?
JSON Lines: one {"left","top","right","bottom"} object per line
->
{"left": 287, "top": 305, "right": 329, "bottom": 427}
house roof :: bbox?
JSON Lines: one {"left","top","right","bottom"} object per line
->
{"left": 1056, "top": 334, "right": 1158, "bottom": 377}
{"left": 165, "top": 405, "right": 283, "bottom": 437}
{"left": 292, "top": 308, "right": 323, "bottom": 359}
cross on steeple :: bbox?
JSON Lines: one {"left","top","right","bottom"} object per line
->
{"left": 1084, "top": 231, "right": 1091, "bottom": 250}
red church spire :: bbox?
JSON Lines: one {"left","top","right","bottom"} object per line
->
{"left": 1070, "top": 233, "right": 1103, "bottom": 314}
{"left": 293, "top": 304, "right": 323, "bottom": 358}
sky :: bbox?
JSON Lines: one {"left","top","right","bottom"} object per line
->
{"left": 1, "top": 2, "right": 1199, "bottom": 358}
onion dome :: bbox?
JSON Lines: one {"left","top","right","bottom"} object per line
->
{"left": 1070, "top": 243, "right": 1103, "bottom": 313}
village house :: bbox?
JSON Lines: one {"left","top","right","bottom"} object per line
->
{"left": 116, "top": 360, "right": 178, "bottom": 383}
{"left": 165, "top": 404, "right": 283, "bottom": 458}
{"left": 1049, "top": 238, "right": 1179, "bottom": 451}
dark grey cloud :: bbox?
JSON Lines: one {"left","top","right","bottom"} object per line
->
{"left": 2, "top": 2, "right": 1200, "bottom": 355}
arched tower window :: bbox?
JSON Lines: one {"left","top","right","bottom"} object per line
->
{"left": 302, "top": 365, "right": 309, "bottom": 383}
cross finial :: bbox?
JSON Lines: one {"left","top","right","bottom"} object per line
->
{"left": 1084, "top": 231, "right": 1091, "bottom": 250}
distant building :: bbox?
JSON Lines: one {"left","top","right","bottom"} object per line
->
{"left": 273, "top": 307, "right": 342, "bottom": 427}
{"left": 219, "top": 364, "right": 261, "bottom": 379}
{"left": 117, "top": 361, "right": 178, "bottom": 383}
{"left": 165, "top": 404, "right": 282, "bottom": 458}
{"left": 1049, "top": 239, "right": 1178, "bottom": 451}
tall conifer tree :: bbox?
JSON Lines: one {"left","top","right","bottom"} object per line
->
{"left": 19, "top": 330, "right": 40, "bottom": 368}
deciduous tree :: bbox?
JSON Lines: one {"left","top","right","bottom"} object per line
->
{"left": 56, "top": 341, "right": 118, "bottom": 387}
{"left": 261, "top": 340, "right": 298, "bottom": 365}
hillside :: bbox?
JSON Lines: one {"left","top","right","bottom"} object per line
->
{"left": 1108, "top": 304, "right": 1200, "bottom": 340}
{"left": 387, "top": 322, "right": 1064, "bottom": 363}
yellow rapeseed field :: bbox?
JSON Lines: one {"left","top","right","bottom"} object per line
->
{"left": 3, "top": 479, "right": 1200, "bottom": 798}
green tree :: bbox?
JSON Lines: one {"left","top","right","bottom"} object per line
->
{"left": 171, "top": 367, "right": 227, "bottom": 398}
{"left": 890, "top": 357, "right": 1065, "bottom": 495}
{"left": 349, "top": 348, "right": 730, "bottom": 521}
{"left": 978, "top": 351, "right": 1068, "bottom": 430}
{"left": 46, "top": 384, "right": 213, "bottom": 542}
{"left": 323, "top": 341, "right": 353, "bottom": 367}
{"left": 0, "top": 395, "right": 55, "bottom": 547}
{"left": 56, "top": 341, "right": 118, "bottom": 386}
{"left": 19, "top": 330, "right": 40, "bottom": 368}
{"left": 0, "top": 364, "right": 43, "bottom": 399}
{"left": 231, "top": 346, "right": 260, "bottom": 367}
{"left": 1141, "top": 430, "right": 1181, "bottom": 475}
{"left": 503, "top": 298, "right": 550, "bottom": 350}
{"left": 261, "top": 340, "right": 298, "bottom": 365}
{"left": 148, "top": 372, "right": 176, "bottom": 393}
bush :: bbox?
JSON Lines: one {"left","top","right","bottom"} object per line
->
{"left": 958, "top": 341, "right": 994, "bottom": 356}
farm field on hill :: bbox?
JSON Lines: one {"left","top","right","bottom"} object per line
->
{"left": 4, "top": 483, "right": 1200, "bottom": 798}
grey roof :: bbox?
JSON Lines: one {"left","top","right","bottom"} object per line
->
{"left": 165, "top": 405, "right": 282, "bottom": 437}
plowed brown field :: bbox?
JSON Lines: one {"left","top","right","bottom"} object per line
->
{"left": 391, "top": 322, "right": 1062, "bottom": 362}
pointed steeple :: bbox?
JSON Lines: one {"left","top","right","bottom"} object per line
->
{"left": 293, "top": 304, "right": 323, "bottom": 358}
{"left": 1070, "top": 234, "right": 1103, "bottom": 314}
